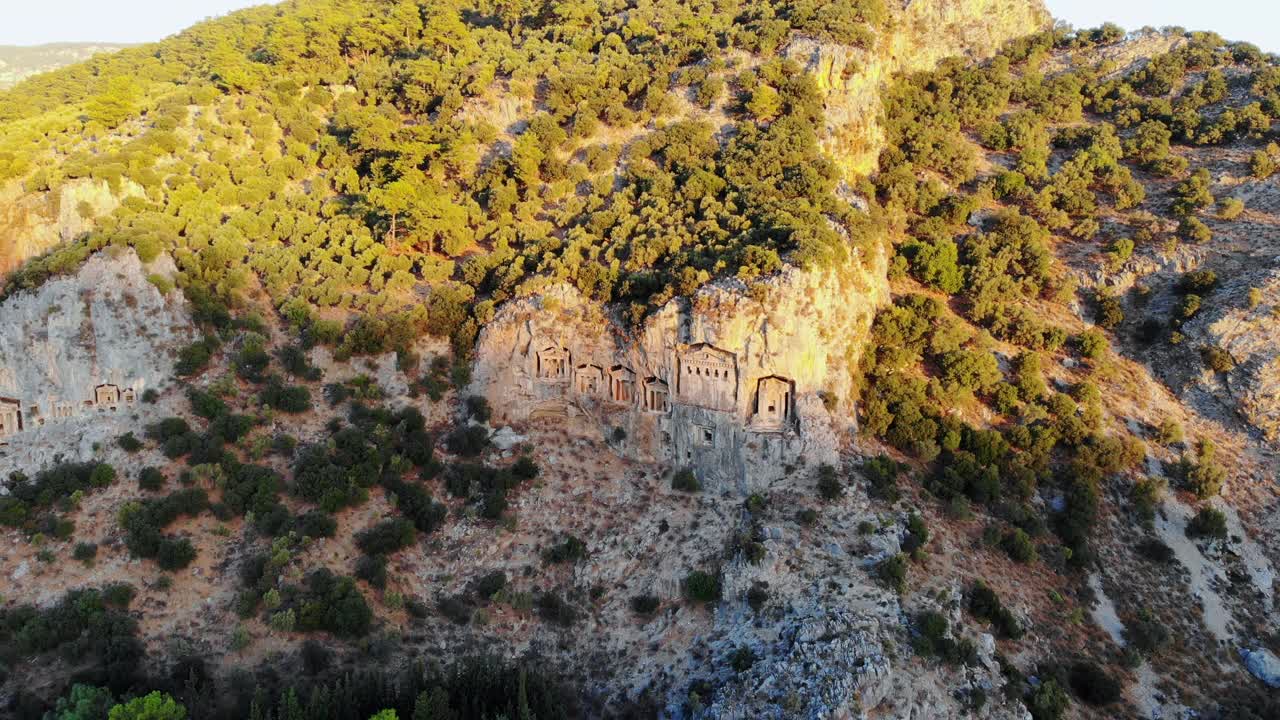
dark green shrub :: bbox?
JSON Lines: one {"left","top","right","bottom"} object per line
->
{"left": 1028, "top": 679, "right": 1070, "bottom": 720}
{"left": 260, "top": 378, "right": 312, "bottom": 413}
{"left": 816, "top": 463, "right": 842, "bottom": 501}
{"left": 542, "top": 535, "right": 587, "bottom": 565}
{"left": 73, "top": 542, "right": 98, "bottom": 563}
{"left": 902, "top": 512, "right": 930, "bottom": 554}
{"left": 445, "top": 425, "right": 489, "bottom": 457}
{"left": 138, "top": 467, "right": 165, "bottom": 491}
{"left": 863, "top": 454, "right": 902, "bottom": 501}
{"left": 1135, "top": 537, "right": 1175, "bottom": 563}
{"left": 878, "top": 553, "right": 908, "bottom": 593}
{"left": 1186, "top": 506, "right": 1228, "bottom": 540}
{"left": 473, "top": 571, "right": 507, "bottom": 600}
{"left": 671, "top": 469, "right": 700, "bottom": 492}
{"left": 630, "top": 594, "right": 660, "bottom": 615}
{"left": 175, "top": 337, "right": 217, "bottom": 377}
{"left": 117, "top": 432, "right": 144, "bottom": 453}
{"left": 511, "top": 455, "right": 539, "bottom": 481}
{"left": 355, "top": 518, "right": 416, "bottom": 556}
{"left": 290, "top": 570, "right": 372, "bottom": 638}
{"left": 437, "top": 594, "right": 473, "bottom": 625}
{"left": 683, "top": 570, "right": 722, "bottom": 604}
{"left": 1124, "top": 608, "right": 1169, "bottom": 655}
{"left": 464, "top": 395, "right": 492, "bottom": 423}
{"left": 355, "top": 554, "right": 388, "bottom": 589}
{"left": 729, "top": 646, "right": 756, "bottom": 673}
{"left": 969, "top": 581, "right": 1024, "bottom": 639}
{"left": 156, "top": 537, "right": 197, "bottom": 570}
{"left": 535, "top": 591, "right": 577, "bottom": 627}
{"left": 1002, "top": 528, "right": 1037, "bottom": 563}
{"left": 1068, "top": 661, "right": 1122, "bottom": 705}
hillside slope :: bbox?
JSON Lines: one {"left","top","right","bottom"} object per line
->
{"left": 6, "top": 3, "right": 1280, "bottom": 720}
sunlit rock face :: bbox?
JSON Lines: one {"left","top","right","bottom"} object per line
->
{"left": 471, "top": 245, "right": 889, "bottom": 492}
{"left": 788, "top": 0, "right": 1049, "bottom": 176}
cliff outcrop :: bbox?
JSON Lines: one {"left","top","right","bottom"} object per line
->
{"left": 472, "top": 248, "right": 889, "bottom": 491}
{"left": 0, "top": 248, "right": 192, "bottom": 472}
{"left": 787, "top": 0, "right": 1049, "bottom": 176}
{"left": 0, "top": 177, "right": 141, "bottom": 274}
{"left": 471, "top": 0, "right": 1048, "bottom": 490}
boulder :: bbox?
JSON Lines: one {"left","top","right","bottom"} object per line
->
{"left": 1241, "top": 647, "right": 1280, "bottom": 688}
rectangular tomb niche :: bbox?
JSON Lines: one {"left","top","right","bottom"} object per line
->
{"left": 574, "top": 364, "right": 604, "bottom": 396}
{"left": 608, "top": 366, "right": 636, "bottom": 404}
{"left": 95, "top": 384, "right": 122, "bottom": 410}
{"left": 0, "top": 398, "right": 22, "bottom": 437}
{"left": 695, "top": 425, "right": 715, "bottom": 447}
{"left": 752, "top": 376, "right": 795, "bottom": 431}
{"left": 643, "top": 378, "right": 670, "bottom": 413}
{"left": 122, "top": 388, "right": 137, "bottom": 404}
{"left": 535, "top": 346, "right": 571, "bottom": 382}
{"left": 677, "top": 344, "right": 737, "bottom": 411}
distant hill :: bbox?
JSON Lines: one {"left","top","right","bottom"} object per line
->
{"left": 0, "top": 42, "right": 131, "bottom": 89}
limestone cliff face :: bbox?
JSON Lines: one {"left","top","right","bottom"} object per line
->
{"left": 0, "top": 178, "right": 141, "bottom": 274}
{"left": 0, "top": 248, "right": 193, "bottom": 472}
{"left": 471, "top": 246, "right": 889, "bottom": 491}
{"left": 787, "top": 0, "right": 1049, "bottom": 176}
{"left": 471, "top": 1, "right": 1047, "bottom": 487}
{"left": 1190, "top": 267, "right": 1280, "bottom": 442}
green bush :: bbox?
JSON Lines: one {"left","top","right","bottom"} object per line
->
{"left": 73, "top": 541, "right": 99, "bottom": 564}
{"left": 138, "top": 467, "right": 166, "bottom": 491}
{"left": 1027, "top": 679, "right": 1070, "bottom": 720}
{"left": 1186, "top": 506, "right": 1228, "bottom": 540}
{"left": 672, "top": 469, "right": 701, "bottom": 493}
{"left": 816, "top": 463, "right": 842, "bottom": 501}
{"left": 683, "top": 570, "right": 722, "bottom": 604}
{"left": 355, "top": 518, "right": 416, "bottom": 556}
{"left": 968, "top": 581, "right": 1023, "bottom": 639}
{"left": 729, "top": 645, "right": 757, "bottom": 673}
{"left": 259, "top": 378, "right": 312, "bottom": 413}
{"left": 1002, "top": 528, "right": 1037, "bottom": 563}
{"left": 1068, "top": 661, "right": 1122, "bottom": 705}
{"left": 355, "top": 554, "right": 388, "bottom": 589}
{"left": 630, "top": 594, "right": 661, "bottom": 615}
{"left": 1124, "top": 607, "right": 1169, "bottom": 655}
{"left": 542, "top": 535, "right": 587, "bottom": 565}
{"left": 878, "top": 553, "right": 909, "bottom": 593}
{"left": 116, "top": 432, "right": 144, "bottom": 453}
{"left": 473, "top": 571, "right": 507, "bottom": 600}
{"left": 1201, "top": 345, "right": 1235, "bottom": 373}
{"left": 1184, "top": 439, "right": 1226, "bottom": 498}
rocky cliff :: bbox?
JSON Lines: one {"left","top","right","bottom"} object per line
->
{"left": 470, "top": 0, "right": 1048, "bottom": 491}
{"left": 472, "top": 247, "right": 889, "bottom": 492}
{"left": 0, "top": 177, "right": 141, "bottom": 274}
{"left": 788, "top": 0, "right": 1049, "bottom": 176}
{"left": 0, "top": 248, "right": 192, "bottom": 473}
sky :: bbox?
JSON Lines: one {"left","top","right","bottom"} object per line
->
{"left": 1044, "top": 0, "right": 1279, "bottom": 52}
{"left": 0, "top": 0, "right": 1276, "bottom": 52}
{"left": 0, "top": 1, "right": 265, "bottom": 45}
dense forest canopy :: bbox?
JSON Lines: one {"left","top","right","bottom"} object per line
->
{"left": 859, "top": 25, "right": 1277, "bottom": 568}
{"left": 0, "top": 0, "right": 889, "bottom": 354}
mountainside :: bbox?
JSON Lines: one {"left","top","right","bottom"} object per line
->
{"left": 0, "top": 44, "right": 131, "bottom": 90}
{"left": 4, "top": 2, "right": 1280, "bottom": 720}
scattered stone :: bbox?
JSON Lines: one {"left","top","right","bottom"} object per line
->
{"left": 1241, "top": 647, "right": 1280, "bottom": 688}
